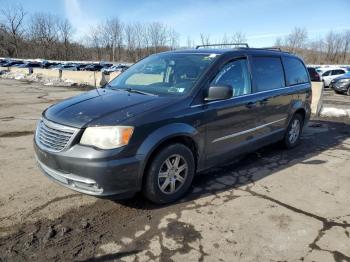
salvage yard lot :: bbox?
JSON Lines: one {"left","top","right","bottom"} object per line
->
{"left": 0, "top": 79, "right": 350, "bottom": 261}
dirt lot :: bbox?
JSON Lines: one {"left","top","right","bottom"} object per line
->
{"left": 0, "top": 79, "right": 350, "bottom": 262}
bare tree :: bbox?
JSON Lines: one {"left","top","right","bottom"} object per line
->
{"left": 28, "top": 13, "right": 61, "bottom": 59}
{"left": 200, "top": 33, "right": 210, "bottom": 45}
{"left": 148, "top": 22, "right": 168, "bottom": 53}
{"left": 86, "top": 24, "right": 105, "bottom": 60}
{"left": 231, "top": 32, "right": 246, "bottom": 43}
{"left": 341, "top": 30, "right": 350, "bottom": 63}
{"left": 0, "top": 4, "right": 26, "bottom": 57}
{"left": 285, "top": 27, "right": 308, "bottom": 53}
{"left": 104, "top": 18, "right": 123, "bottom": 62}
{"left": 186, "top": 36, "right": 194, "bottom": 48}
{"left": 124, "top": 23, "right": 137, "bottom": 61}
{"left": 274, "top": 37, "right": 283, "bottom": 47}
{"left": 168, "top": 28, "right": 179, "bottom": 50}
{"left": 57, "top": 18, "right": 73, "bottom": 60}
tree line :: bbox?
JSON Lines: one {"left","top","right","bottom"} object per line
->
{"left": 0, "top": 4, "right": 179, "bottom": 62}
{"left": 1, "top": 4, "right": 350, "bottom": 64}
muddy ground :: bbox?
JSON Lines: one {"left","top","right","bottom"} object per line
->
{"left": 0, "top": 79, "right": 350, "bottom": 262}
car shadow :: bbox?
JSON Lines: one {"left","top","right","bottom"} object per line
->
{"left": 114, "top": 119, "right": 350, "bottom": 210}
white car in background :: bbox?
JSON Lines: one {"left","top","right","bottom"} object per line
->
{"left": 320, "top": 68, "right": 347, "bottom": 87}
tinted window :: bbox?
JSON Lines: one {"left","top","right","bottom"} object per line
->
{"left": 332, "top": 70, "right": 345, "bottom": 75}
{"left": 211, "top": 59, "right": 251, "bottom": 97}
{"left": 284, "top": 57, "right": 309, "bottom": 85}
{"left": 251, "top": 56, "right": 285, "bottom": 91}
{"left": 307, "top": 68, "right": 316, "bottom": 74}
{"left": 322, "top": 70, "right": 331, "bottom": 76}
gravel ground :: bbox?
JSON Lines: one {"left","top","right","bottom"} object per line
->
{"left": 0, "top": 79, "right": 350, "bottom": 262}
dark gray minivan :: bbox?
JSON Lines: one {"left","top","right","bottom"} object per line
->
{"left": 34, "top": 44, "right": 311, "bottom": 204}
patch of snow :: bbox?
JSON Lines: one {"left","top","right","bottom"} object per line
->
{"left": 0, "top": 71, "right": 80, "bottom": 87}
{"left": 320, "top": 107, "right": 350, "bottom": 118}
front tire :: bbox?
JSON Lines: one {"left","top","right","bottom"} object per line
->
{"left": 347, "top": 87, "right": 350, "bottom": 96}
{"left": 283, "top": 114, "right": 303, "bottom": 149}
{"left": 143, "top": 143, "right": 195, "bottom": 204}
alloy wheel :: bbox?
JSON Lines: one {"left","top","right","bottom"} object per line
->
{"left": 289, "top": 119, "right": 301, "bottom": 144}
{"left": 157, "top": 154, "right": 188, "bottom": 194}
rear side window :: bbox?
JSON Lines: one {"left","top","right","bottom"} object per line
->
{"left": 332, "top": 69, "right": 345, "bottom": 75}
{"left": 283, "top": 57, "right": 309, "bottom": 85}
{"left": 251, "top": 56, "right": 285, "bottom": 92}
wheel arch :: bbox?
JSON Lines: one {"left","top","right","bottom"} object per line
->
{"left": 136, "top": 123, "right": 202, "bottom": 189}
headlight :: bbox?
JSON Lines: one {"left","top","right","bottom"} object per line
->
{"left": 80, "top": 126, "right": 134, "bottom": 149}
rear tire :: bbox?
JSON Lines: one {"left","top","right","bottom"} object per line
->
{"left": 283, "top": 114, "right": 303, "bottom": 149}
{"left": 347, "top": 87, "right": 350, "bottom": 96}
{"left": 143, "top": 143, "right": 195, "bottom": 204}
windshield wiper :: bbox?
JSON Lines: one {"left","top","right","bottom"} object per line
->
{"left": 105, "top": 84, "right": 157, "bottom": 96}
{"left": 124, "top": 87, "right": 157, "bottom": 96}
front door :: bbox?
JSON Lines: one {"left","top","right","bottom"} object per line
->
{"left": 203, "top": 58, "right": 259, "bottom": 167}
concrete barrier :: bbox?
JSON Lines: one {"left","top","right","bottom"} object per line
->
{"left": 33, "top": 68, "right": 61, "bottom": 78}
{"left": 61, "top": 70, "right": 103, "bottom": 86}
{"left": 0, "top": 66, "right": 116, "bottom": 87}
{"left": 311, "top": 82, "right": 323, "bottom": 116}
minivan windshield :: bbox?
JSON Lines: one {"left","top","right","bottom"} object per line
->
{"left": 108, "top": 53, "right": 219, "bottom": 96}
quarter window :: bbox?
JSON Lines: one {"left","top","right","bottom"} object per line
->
{"left": 211, "top": 59, "right": 251, "bottom": 97}
{"left": 251, "top": 56, "right": 285, "bottom": 91}
{"left": 283, "top": 57, "right": 309, "bottom": 85}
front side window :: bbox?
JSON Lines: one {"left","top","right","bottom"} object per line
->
{"left": 108, "top": 53, "right": 219, "bottom": 96}
{"left": 283, "top": 56, "right": 309, "bottom": 85}
{"left": 251, "top": 56, "right": 285, "bottom": 92}
{"left": 210, "top": 59, "right": 251, "bottom": 97}
{"left": 322, "top": 70, "right": 331, "bottom": 76}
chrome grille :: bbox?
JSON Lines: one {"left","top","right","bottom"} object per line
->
{"left": 36, "top": 118, "right": 78, "bottom": 152}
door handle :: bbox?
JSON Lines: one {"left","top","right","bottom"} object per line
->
{"left": 260, "top": 98, "right": 269, "bottom": 105}
{"left": 246, "top": 101, "right": 257, "bottom": 109}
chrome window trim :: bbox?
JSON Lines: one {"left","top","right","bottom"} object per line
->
{"left": 212, "top": 118, "right": 286, "bottom": 143}
{"left": 190, "top": 83, "right": 309, "bottom": 108}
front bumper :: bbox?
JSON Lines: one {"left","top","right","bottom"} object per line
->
{"left": 34, "top": 140, "right": 143, "bottom": 196}
{"left": 333, "top": 84, "right": 349, "bottom": 92}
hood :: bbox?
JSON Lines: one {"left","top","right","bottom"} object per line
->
{"left": 44, "top": 89, "right": 173, "bottom": 128}
{"left": 333, "top": 74, "right": 350, "bottom": 82}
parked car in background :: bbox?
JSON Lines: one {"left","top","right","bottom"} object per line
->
{"left": 82, "top": 64, "right": 104, "bottom": 71}
{"left": 52, "top": 64, "right": 78, "bottom": 71}
{"left": 0, "top": 59, "right": 8, "bottom": 66}
{"left": 321, "top": 68, "right": 347, "bottom": 87}
{"left": 329, "top": 72, "right": 350, "bottom": 95}
{"left": 41, "top": 61, "right": 59, "bottom": 69}
{"left": 17, "top": 62, "right": 41, "bottom": 68}
{"left": 34, "top": 45, "right": 311, "bottom": 204}
{"left": 307, "top": 67, "right": 320, "bottom": 81}
{"left": 2, "top": 60, "right": 24, "bottom": 67}
{"left": 101, "top": 64, "right": 129, "bottom": 74}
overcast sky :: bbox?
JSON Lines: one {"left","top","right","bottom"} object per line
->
{"left": 2, "top": 0, "right": 350, "bottom": 47}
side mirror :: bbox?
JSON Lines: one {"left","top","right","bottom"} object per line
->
{"left": 205, "top": 85, "right": 233, "bottom": 101}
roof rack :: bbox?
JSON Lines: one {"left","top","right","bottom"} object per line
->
{"left": 195, "top": 43, "right": 249, "bottom": 49}
{"left": 253, "top": 47, "right": 282, "bottom": 51}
